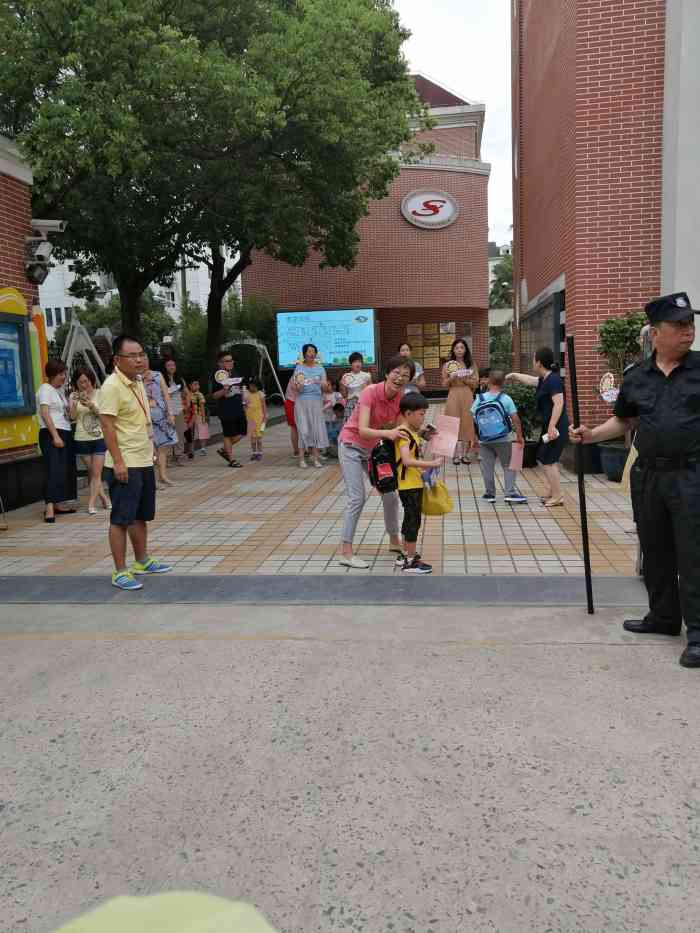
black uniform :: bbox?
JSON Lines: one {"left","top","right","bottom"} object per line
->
{"left": 614, "top": 349, "right": 700, "bottom": 640}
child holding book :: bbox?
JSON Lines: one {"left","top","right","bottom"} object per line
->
{"left": 394, "top": 393, "right": 442, "bottom": 575}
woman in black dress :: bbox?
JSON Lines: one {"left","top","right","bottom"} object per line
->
{"left": 507, "top": 346, "right": 569, "bottom": 506}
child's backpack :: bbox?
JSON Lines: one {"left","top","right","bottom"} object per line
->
{"left": 368, "top": 439, "right": 399, "bottom": 493}
{"left": 473, "top": 392, "right": 512, "bottom": 442}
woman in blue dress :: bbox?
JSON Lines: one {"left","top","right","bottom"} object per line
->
{"left": 291, "top": 344, "right": 331, "bottom": 468}
{"left": 507, "top": 346, "right": 569, "bottom": 506}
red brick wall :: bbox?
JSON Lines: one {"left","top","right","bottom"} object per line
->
{"left": 570, "top": 0, "right": 665, "bottom": 424}
{"left": 0, "top": 172, "right": 37, "bottom": 308}
{"left": 513, "top": 0, "right": 575, "bottom": 305}
{"left": 413, "top": 125, "right": 478, "bottom": 160}
{"left": 513, "top": 0, "right": 665, "bottom": 424}
{"left": 244, "top": 167, "right": 488, "bottom": 312}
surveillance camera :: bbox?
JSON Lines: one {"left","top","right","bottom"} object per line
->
{"left": 34, "top": 241, "right": 53, "bottom": 262}
{"left": 31, "top": 218, "right": 67, "bottom": 237}
{"left": 26, "top": 262, "right": 50, "bottom": 285}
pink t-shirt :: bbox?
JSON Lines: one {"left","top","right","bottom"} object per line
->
{"left": 339, "top": 382, "right": 402, "bottom": 450}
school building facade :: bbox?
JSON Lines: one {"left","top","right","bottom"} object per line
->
{"left": 512, "top": 0, "right": 700, "bottom": 425}
{"left": 243, "top": 75, "right": 491, "bottom": 387}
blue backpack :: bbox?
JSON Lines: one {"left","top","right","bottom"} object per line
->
{"left": 473, "top": 392, "right": 512, "bottom": 442}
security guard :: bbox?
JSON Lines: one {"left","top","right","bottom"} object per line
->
{"left": 571, "top": 292, "right": 700, "bottom": 668}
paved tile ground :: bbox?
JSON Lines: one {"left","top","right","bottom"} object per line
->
{"left": 0, "top": 411, "right": 638, "bottom": 577}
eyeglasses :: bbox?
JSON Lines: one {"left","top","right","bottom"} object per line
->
{"left": 116, "top": 352, "right": 147, "bottom": 360}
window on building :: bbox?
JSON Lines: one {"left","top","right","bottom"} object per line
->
{"left": 65, "top": 307, "right": 72, "bottom": 322}
{"left": 44, "top": 308, "right": 53, "bottom": 327}
{"left": 55, "top": 308, "right": 63, "bottom": 327}
{"left": 519, "top": 295, "right": 564, "bottom": 373}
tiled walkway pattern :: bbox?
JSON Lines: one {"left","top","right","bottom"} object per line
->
{"left": 0, "top": 416, "right": 637, "bottom": 577}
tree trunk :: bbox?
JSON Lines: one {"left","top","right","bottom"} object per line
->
{"left": 206, "top": 284, "right": 226, "bottom": 371}
{"left": 206, "top": 247, "right": 227, "bottom": 371}
{"left": 204, "top": 243, "right": 253, "bottom": 371}
{"left": 118, "top": 282, "right": 145, "bottom": 337}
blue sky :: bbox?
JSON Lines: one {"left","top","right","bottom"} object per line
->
{"left": 394, "top": 0, "right": 513, "bottom": 245}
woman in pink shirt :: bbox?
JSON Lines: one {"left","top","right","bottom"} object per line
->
{"left": 338, "top": 354, "right": 415, "bottom": 569}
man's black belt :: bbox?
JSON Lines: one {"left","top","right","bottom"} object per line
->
{"left": 637, "top": 456, "right": 698, "bottom": 471}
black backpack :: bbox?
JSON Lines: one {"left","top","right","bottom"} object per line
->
{"left": 369, "top": 439, "right": 399, "bottom": 493}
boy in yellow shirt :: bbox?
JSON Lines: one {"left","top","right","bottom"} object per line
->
{"left": 394, "top": 393, "right": 442, "bottom": 574}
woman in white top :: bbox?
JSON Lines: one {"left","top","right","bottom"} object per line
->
{"left": 340, "top": 352, "right": 372, "bottom": 422}
{"left": 68, "top": 367, "right": 110, "bottom": 514}
{"left": 37, "top": 359, "right": 77, "bottom": 523}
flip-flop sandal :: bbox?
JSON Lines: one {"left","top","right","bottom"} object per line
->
{"left": 216, "top": 449, "right": 230, "bottom": 463}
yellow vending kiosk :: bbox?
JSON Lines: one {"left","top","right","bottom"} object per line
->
{"left": 0, "top": 287, "right": 46, "bottom": 509}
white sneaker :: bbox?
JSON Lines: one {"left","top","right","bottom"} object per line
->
{"left": 312, "top": 459, "right": 323, "bottom": 468}
{"left": 338, "top": 555, "right": 370, "bottom": 569}
{"left": 299, "top": 459, "right": 308, "bottom": 469}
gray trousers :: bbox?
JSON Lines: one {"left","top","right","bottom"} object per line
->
{"left": 339, "top": 441, "right": 401, "bottom": 544}
{"left": 479, "top": 441, "right": 517, "bottom": 497}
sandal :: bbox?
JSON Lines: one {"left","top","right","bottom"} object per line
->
{"left": 216, "top": 448, "right": 230, "bottom": 463}
{"left": 544, "top": 497, "right": 564, "bottom": 507}
{"left": 453, "top": 458, "right": 461, "bottom": 466}
{"left": 461, "top": 457, "right": 471, "bottom": 464}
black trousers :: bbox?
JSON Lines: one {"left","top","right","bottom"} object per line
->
{"left": 631, "top": 463, "right": 700, "bottom": 639}
{"left": 399, "top": 488, "right": 423, "bottom": 544}
{"left": 39, "top": 428, "right": 77, "bottom": 505}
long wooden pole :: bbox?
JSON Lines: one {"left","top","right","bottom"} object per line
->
{"left": 566, "top": 335, "right": 595, "bottom": 614}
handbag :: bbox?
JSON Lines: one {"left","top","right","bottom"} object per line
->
{"left": 421, "top": 480, "right": 453, "bottom": 516}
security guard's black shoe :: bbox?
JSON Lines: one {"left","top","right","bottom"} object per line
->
{"left": 679, "top": 644, "right": 700, "bottom": 668}
{"left": 623, "top": 618, "right": 681, "bottom": 636}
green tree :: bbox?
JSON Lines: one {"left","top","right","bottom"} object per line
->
{"left": 596, "top": 311, "right": 647, "bottom": 382}
{"left": 489, "top": 323, "right": 513, "bottom": 371}
{"left": 3, "top": 0, "right": 426, "bottom": 353}
{"left": 489, "top": 254, "right": 513, "bottom": 309}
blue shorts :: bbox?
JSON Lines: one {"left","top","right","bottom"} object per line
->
{"left": 105, "top": 466, "right": 156, "bottom": 526}
{"left": 74, "top": 438, "right": 107, "bottom": 456}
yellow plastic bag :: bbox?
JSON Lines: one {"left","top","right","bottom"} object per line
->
{"left": 421, "top": 480, "right": 453, "bottom": 516}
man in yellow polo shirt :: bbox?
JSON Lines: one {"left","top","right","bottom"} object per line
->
{"left": 99, "top": 335, "right": 171, "bottom": 591}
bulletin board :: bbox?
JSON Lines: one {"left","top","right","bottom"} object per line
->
{"left": 403, "top": 321, "right": 472, "bottom": 371}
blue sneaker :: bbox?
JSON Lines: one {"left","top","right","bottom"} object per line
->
{"left": 505, "top": 494, "right": 528, "bottom": 504}
{"left": 112, "top": 570, "right": 143, "bottom": 591}
{"left": 132, "top": 557, "right": 172, "bottom": 575}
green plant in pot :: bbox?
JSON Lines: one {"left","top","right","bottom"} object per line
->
{"left": 595, "top": 310, "right": 646, "bottom": 481}
{"left": 505, "top": 382, "right": 540, "bottom": 468}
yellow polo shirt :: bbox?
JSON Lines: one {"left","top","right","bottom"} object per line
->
{"left": 99, "top": 369, "right": 153, "bottom": 468}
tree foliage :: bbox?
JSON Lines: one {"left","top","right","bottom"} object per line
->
{"left": 596, "top": 311, "right": 647, "bottom": 381}
{"left": 489, "top": 254, "right": 513, "bottom": 309}
{"left": 3, "top": 0, "right": 426, "bottom": 344}
{"left": 489, "top": 323, "right": 513, "bottom": 371}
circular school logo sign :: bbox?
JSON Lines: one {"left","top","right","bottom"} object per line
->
{"left": 401, "top": 189, "right": 460, "bottom": 230}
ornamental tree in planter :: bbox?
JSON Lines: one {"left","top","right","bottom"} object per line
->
{"left": 505, "top": 382, "right": 540, "bottom": 468}
{"left": 595, "top": 310, "right": 646, "bottom": 481}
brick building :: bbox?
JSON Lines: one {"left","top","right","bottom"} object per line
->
{"left": 512, "top": 0, "right": 700, "bottom": 426}
{"left": 243, "top": 75, "right": 491, "bottom": 387}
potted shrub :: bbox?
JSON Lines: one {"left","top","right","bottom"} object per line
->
{"left": 595, "top": 311, "right": 646, "bottom": 481}
{"left": 506, "top": 382, "right": 539, "bottom": 468}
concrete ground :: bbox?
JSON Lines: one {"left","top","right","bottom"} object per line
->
{"left": 3, "top": 599, "right": 699, "bottom": 933}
